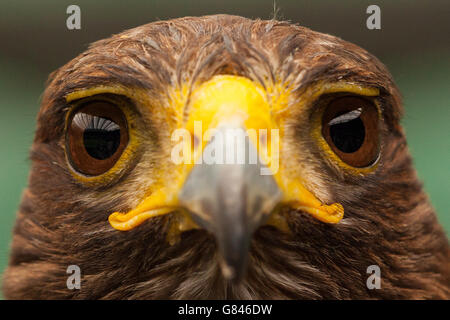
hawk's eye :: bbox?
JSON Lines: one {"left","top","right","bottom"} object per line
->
{"left": 321, "top": 96, "right": 380, "bottom": 168}
{"left": 67, "top": 101, "right": 129, "bottom": 176}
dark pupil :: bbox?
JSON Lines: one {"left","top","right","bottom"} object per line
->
{"left": 81, "top": 115, "right": 121, "bottom": 160}
{"left": 329, "top": 115, "right": 365, "bottom": 153}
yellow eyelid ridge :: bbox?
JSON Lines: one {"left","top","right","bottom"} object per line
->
{"left": 307, "top": 81, "right": 380, "bottom": 99}
{"left": 65, "top": 85, "right": 146, "bottom": 103}
{"left": 321, "top": 81, "right": 379, "bottom": 96}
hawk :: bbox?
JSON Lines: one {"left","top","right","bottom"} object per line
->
{"left": 3, "top": 15, "right": 449, "bottom": 299}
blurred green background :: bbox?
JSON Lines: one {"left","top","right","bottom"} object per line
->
{"left": 0, "top": 0, "right": 449, "bottom": 297}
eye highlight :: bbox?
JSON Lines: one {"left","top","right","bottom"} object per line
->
{"left": 321, "top": 96, "right": 380, "bottom": 168}
{"left": 67, "top": 100, "right": 129, "bottom": 176}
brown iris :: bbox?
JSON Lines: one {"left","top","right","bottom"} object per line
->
{"left": 322, "top": 96, "right": 380, "bottom": 168}
{"left": 67, "top": 101, "right": 129, "bottom": 176}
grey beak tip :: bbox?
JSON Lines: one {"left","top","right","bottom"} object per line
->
{"left": 178, "top": 124, "right": 282, "bottom": 282}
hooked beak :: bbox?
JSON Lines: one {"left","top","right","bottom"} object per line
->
{"left": 108, "top": 75, "right": 344, "bottom": 282}
{"left": 178, "top": 124, "right": 281, "bottom": 280}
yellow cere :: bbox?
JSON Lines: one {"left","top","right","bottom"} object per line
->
{"left": 185, "top": 75, "right": 274, "bottom": 165}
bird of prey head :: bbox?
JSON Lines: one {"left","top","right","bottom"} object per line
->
{"left": 3, "top": 15, "right": 449, "bottom": 299}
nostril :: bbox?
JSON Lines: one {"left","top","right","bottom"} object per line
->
{"left": 193, "top": 134, "right": 200, "bottom": 150}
